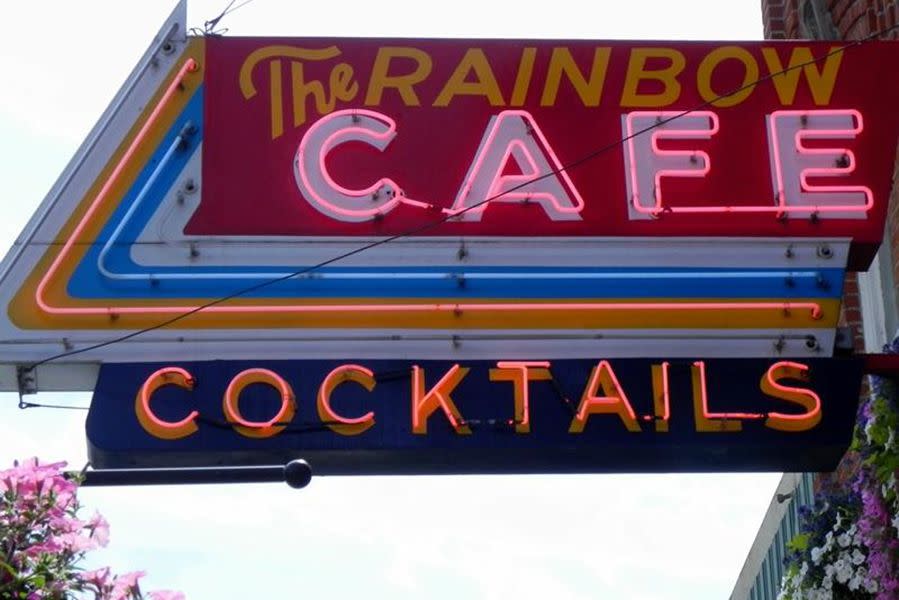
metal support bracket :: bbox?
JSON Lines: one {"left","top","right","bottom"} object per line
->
{"left": 16, "top": 366, "right": 37, "bottom": 408}
{"left": 67, "top": 460, "right": 313, "bottom": 489}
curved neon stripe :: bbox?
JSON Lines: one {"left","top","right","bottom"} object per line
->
{"left": 96, "top": 125, "right": 192, "bottom": 281}
{"left": 28, "top": 59, "right": 829, "bottom": 327}
{"left": 35, "top": 58, "right": 199, "bottom": 317}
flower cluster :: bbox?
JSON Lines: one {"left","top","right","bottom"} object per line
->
{"left": 779, "top": 494, "right": 877, "bottom": 598}
{"left": 779, "top": 354, "right": 899, "bottom": 600}
{"left": 1, "top": 457, "right": 183, "bottom": 600}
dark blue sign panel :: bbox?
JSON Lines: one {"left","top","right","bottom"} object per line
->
{"left": 86, "top": 358, "right": 863, "bottom": 473}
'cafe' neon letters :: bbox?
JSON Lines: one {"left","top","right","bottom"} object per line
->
{"left": 293, "top": 108, "right": 871, "bottom": 223}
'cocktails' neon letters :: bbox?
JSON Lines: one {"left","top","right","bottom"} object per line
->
{"left": 135, "top": 359, "right": 826, "bottom": 440}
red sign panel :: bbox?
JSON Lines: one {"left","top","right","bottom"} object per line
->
{"left": 199, "top": 38, "right": 899, "bottom": 267}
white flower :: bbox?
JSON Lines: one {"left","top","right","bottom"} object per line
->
{"left": 864, "top": 577, "right": 879, "bottom": 593}
{"left": 823, "top": 574, "right": 834, "bottom": 590}
{"left": 864, "top": 417, "right": 876, "bottom": 443}
{"left": 837, "top": 532, "right": 851, "bottom": 547}
{"left": 835, "top": 557, "right": 852, "bottom": 581}
{"left": 834, "top": 512, "right": 843, "bottom": 529}
{"left": 800, "top": 561, "right": 809, "bottom": 576}
{"left": 892, "top": 512, "right": 899, "bottom": 537}
{"left": 847, "top": 523, "right": 857, "bottom": 536}
{"left": 824, "top": 531, "right": 834, "bottom": 551}
{"left": 833, "top": 558, "right": 851, "bottom": 584}
{"left": 851, "top": 548, "right": 865, "bottom": 565}
{"left": 886, "top": 427, "right": 896, "bottom": 450}
{"left": 849, "top": 575, "right": 861, "bottom": 591}
{"left": 811, "top": 546, "right": 825, "bottom": 565}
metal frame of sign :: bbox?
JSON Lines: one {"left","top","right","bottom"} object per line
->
{"left": 86, "top": 357, "right": 865, "bottom": 473}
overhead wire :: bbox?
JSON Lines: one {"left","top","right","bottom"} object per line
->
{"left": 19, "top": 20, "right": 899, "bottom": 379}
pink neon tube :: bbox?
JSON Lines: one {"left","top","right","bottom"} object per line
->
{"left": 495, "top": 361, "right": 551, "bottom": 429}
{"left": 139, "top": 366, "right": 198, "bottom": 430}
{"left": 627, "top": 111, "right": 719, "bottom": 216}
{"left": 693, "top": 361, "right": 764, "bottom": 420}
{"left": 765, "top": 361, "right": 821, "bottom": 422}
{"left": 224, "top": 368, "right": 294, "bottom": 429}
{"left": 576, "top": 360, "right": 638, "bottom": 422}
{"left": 446, "top": 110, "right": 584, "bottom": 217}
{"left": 627, "top": 109, "right": 872, "bottom": 216}
{"left": 655, "top": 361, "right": 671, "bottom": 423}
{"left": 319, "top": 364, "right": 376, "bottom": 425}
{"left": 295, "top": 109, "right": 432, "bottom": 220}
{"left": 34, "top": 300, "right": 825, "bottom": 319}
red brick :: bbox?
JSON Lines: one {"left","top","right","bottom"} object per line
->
{"left": 832, "top": 0, "right": 863, "bottom": 28}
{"left": 837, "top": 3, "right": 869, "bottom": 37}
{"left": 763, "top": 0, "right": 786, "bottom": 20}
{"left": 843, "top": 311, "right": 863, "bottom": 325}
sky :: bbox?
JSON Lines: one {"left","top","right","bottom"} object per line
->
{"left": 0, "top": 1, "right": 784, "bottom": 598}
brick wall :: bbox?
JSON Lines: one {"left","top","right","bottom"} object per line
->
{"left": 763, "top": 0, "right": 788, "bottom": 37}
{"left": 840, "top": 272, "right": 866, "bottom": 353}
{"left": 826, "top": 0, "right": 899, "bottom": 39}
{"left": 767, "top": 0, "right": 899, "bottom": 40}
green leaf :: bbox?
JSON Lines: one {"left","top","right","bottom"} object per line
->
{"left": 0, "top": 560, "right": 15, "bottom": 578}
{"left": 787, "top": 533, "right": 810, "bottom": 552}
{"left": 875, "top": 455, "right": 899, "bottom": 480}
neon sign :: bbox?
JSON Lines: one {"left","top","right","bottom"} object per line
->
{"left": 89, "top": 357, "right": 864, "bottom": 473}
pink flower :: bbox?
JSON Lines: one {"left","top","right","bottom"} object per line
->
{"left": 81, "top": 567, "right": 112, "bottom": 589}
{"left": 88, "top": 511, "right": 110, "bottom": 547}
{"left": 49, "top": 515, "right": 84, "bottom": 533}
{"left": 110, "top": 570, "right": 146, "bottom": 600}
{"left": 1, "top": 458, "right": 77, "bottom": 508}
{"left": 55, "top": 531, "right": 98, "bottom": 553}
{"left": 148, "top": 591, "right": 186, "bottom": 600}
{"left": 24, "top": 538, "right": 64, "bottom": 557}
